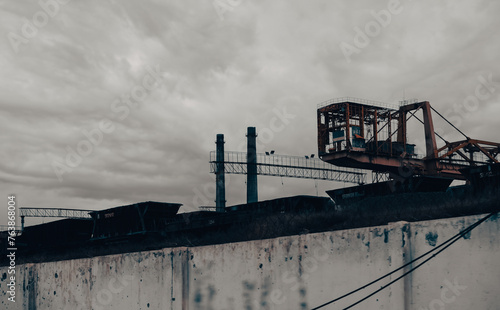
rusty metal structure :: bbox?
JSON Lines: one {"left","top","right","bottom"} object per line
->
{"left": 20, "top": 208, "right": 93, "bottom": 219}
{"left": 209, "top": 151, "right": 366, "bottom": 184}
{"left": 19, "top": 207, "right": 93, "bottom": 231}
{"left": 317, "top": 97, "right": 500, "bottom": 180}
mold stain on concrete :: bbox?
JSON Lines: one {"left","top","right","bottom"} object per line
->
{"left": 170, "top": 251, "right": 175, "bottom": 310}
{"left": 27, "top": 265, "right": 37, "bottom": 310}
{"left": 259, "top": 277, "right": 271, "bottom": 310}
{"left": 242, "top": 280, "right": 256, "bottom": 310}
{"left": 182, "top": 249, "right": 190, "bottom": 310}
{"left": 193, "top": 289, "right": 202, "bottom": 304}
{"left": 425, "top": 232, "right": 438, "bottom": 246}
{"left": 463, "top": 230, "right": 472, "bottom": 240}
{"left": 299, "top": 287, "right": 308, "bottom": 309}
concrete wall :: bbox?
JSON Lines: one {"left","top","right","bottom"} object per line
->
{"left": 1, "top": 213, "right": 499, "bottom": 310}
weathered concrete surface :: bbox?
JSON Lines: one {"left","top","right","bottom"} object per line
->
{"left": 1, "top": 214, "right": 498, "bottom": 309}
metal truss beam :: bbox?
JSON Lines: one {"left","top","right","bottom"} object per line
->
{"left": 210, "top": 151, "right": 366, "bottom": 184}
{"left": 20, "top": 208, "right": 92, "bottom": 219}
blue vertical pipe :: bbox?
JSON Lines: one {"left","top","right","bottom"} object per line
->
{"left": 247, "top": 127, "right": 258, "bottom": 204}
{"left": 215, "top": 134, "right": 226, "bottom": 212}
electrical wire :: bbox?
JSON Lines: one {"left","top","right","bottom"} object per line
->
{"left": 411, "top": 114, "right": 448, "bottom": 144}
{"left": 312, "top": 212, "right": 493, "bottom": 309}
{"left": 341, "top": 212, "right": 494, "bottom": 310}
{"left": 310, "top": 212, "right": 496, "bottom": 310}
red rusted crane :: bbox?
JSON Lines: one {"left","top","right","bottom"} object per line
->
{"left": 317, "top": 97, "right": 500, "bottom": 181}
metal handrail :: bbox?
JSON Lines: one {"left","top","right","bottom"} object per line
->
{"left": 19, "top": 208, "right": 93, "bottom": 219}
{"left": 209, "top": 151, "right": 365, "bottom": 175}
{"left": 209, "top": 151, "right": 367, "bottom": 184}
{"left": 398, "top": 98, "right": 420, "bottom": 106}
{"left": 317, "top": 97, "right": 399, "bottom": 111}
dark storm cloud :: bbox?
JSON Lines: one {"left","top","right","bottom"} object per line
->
{"left": 1, "top": 0, "right": 500, "bottom": 226}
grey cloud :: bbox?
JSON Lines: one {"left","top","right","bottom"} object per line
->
{"left": 1, "top": 0, "right": 500, "bottom": 225}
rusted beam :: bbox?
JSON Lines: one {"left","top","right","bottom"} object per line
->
{"left": 346, "top": 103, "right": 351, "bottom": 149}
{"left": 455, "top": 149, "right": 476, "bottom": 165}
{"left": 436, "top": 141, "right": 456, "bottom": 154}
{"left": 437, "top": 141, "right": 469, "bottom": 159}
{"left": 373, "top": 110, "right": 378, "bottom": 154}
{"left": 422, "top": 101, "right": 438, "bottom": 160}
{"left": 388, "top": 112, "right": 392, "bottom": 155}
{"left": 399, "top": 101, "right": 425, "bottom": 112}
{"left": 360, "top": 106, "right": 365, "bottom": 137}
{"left": 469, "top": 139, "right": 500, "bottom": 147}
{"left": 397, "top": 111, "right": 407, "bottom": 144}
{"left": 317, "top": 110, "right": 327, "bottom": 154}
{"left": 473, "top": 142, "right": 499, "bottom": 163}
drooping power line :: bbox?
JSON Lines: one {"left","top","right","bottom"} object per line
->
{"left": 310, "top": 212, "right": 496, "bottom": 310}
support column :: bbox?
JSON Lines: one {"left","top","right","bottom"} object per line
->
{"left": 345, "top": 103, "right": 351, "bottom": 149}
{"left": 374, "top": 110, "right": 378, "bottom": 153}
{"left": 422, "top": 101, "right": 439, "bottom": 174}
{"left": 246, "top": 127, "right": 258, "bottom": 204}
{"left": 422, "top": 101, "right": 438, "bottom": 159}
{"left": 215, "top": 134, "right": 226, "bottom": 212}
{"left": 397, "top": 110, "right": 407, "bottom": 145}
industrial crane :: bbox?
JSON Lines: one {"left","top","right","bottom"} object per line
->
{"left": 317, "top": 97, "right": 500, "bottom": 181}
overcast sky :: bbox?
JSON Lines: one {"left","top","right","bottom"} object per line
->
{"left": 1, "top": 0, "right": 500, "bottom": 226}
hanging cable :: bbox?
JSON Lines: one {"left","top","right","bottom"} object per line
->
{"left": 310, "top": 212, "right": 496, "bottom": 310}
{"left": 411, "top": 114, "right": 448, "bottom": 144}
{"left": 430, "top": 106, "right": 469, "bottom": 140}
